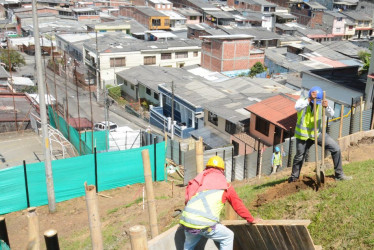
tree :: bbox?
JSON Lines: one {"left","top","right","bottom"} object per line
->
{"left": 249, "top": 62, "right": 266, "bottom": 78}
{"left": 357, "top": 42, "right": 372, "bottom": 75}
{"left": 0, "top": 48, "right": 26, "bottom": 71}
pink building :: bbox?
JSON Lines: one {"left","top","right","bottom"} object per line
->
{"left": 174, "top": 7, "right": 202, "bottom": 25}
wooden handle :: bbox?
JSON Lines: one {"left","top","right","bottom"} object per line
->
{"left": 321, "top": 91, "right": 326, "bottom": 165}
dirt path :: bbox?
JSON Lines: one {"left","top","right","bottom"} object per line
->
{"left": 3, "top": 137, "right": 374, "bottom": 249}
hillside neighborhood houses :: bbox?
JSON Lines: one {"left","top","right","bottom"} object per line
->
{"left": 1, "top": 0, "right": 374, "bottom": 157}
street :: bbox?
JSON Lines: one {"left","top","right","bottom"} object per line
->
{"left": 14, "top": 52, "right": 144, "bottom": 131}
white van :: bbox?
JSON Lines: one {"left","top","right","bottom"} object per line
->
{"left": 94, "top": 121, "right": 118, "bottom": 132}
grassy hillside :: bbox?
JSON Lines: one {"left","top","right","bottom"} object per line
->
{"left": 236, "top": 160, "right": 374, "bottom": 249}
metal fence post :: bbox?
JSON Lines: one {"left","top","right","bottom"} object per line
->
{"left": 23, "top": 160, "right": 30, "bottom": 208}
{"left": 153, "top": 137, "right": 157, "bottom": 181}
{"left": 94, "top": 147, "right": 98, "bottom": 193}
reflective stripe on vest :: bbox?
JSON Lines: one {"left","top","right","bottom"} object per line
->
{"left": 295, "top": 103, "right": 321, "bottom": 140}
{"left": 273, "top": 153, "right": 281, "bottom": 165}
{"left": 179, "top": 189, "right": 225, "bottom": 229}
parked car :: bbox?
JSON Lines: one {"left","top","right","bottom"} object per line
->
{"left": 94, "top": 121, "right": 118, "bottom": 132}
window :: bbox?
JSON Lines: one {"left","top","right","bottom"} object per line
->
{"left": 225, "top": 120, "right": 236, "bottom": 134}
{"left": 110, "top": 57, "right": 126, "bottom": 67}
{"left": 208, "top": 111, "right": 218, "bottom": 126}
{"left": 164, "top": 19, "right": 170, "bottom": 26}
{"left": 154, "top": 92, "right": 159, "bottom": 100}
{"left": 175, "top": 102, "right": 180, "bottom": 112}
{"left": 337, "top": 17, "right": 342, "bottom": 22}
{"left": 130, "top": 84, "right": 134, "bottom": 90}
{"left": 255, "top": 116, "right": 269, "bottom": 136}
{"left": 336, "top": 28, "right": 341, "bottom": 32}
{"left": 190, "top": 16, "right": 197, "bottom": 20}
{"left": 176, "top": 51, "right": 188, "bottom": 58}
{"left": 123, "top": 81, "right": 127, "bottom": 86}
{"left": 152, "top": 19, "right": 161, "bottom": 26}
{"left": 161, "top": 53, "right": 172, "bottom": 60}
{"left": 264, "top": 7, "right": 269, "bottom": 12}
{"left": 349, "top": 25, "right": 353, "bottom": 30}
{"left": 144, "top": 56, "right": 156, "bottom": 65}
{"left": 193, "top": 51, "right": 198, "bottom": 57}
{"left": 146, "top": 87, "right": 151, "bottom": 95}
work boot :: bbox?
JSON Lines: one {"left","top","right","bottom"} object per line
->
{"left": 288, "top": 177, "right": 298, "bottom": 183}
{"left": 335, "top": 175, "right": 353, "bottom": 181}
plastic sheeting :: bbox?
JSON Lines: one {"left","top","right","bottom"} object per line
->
{"left": 0, "top": 142, "right": 165, "bottom": 215}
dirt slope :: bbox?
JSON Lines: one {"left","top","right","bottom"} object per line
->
{"left": 3, "top": 137, "right": 374, "bottom": 249}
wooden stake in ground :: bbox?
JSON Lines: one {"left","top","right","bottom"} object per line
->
{"left": 225, "top": 203, "right": 237, "bottom": 220}
{"left": 320, "top": 91, "right": 326, "bottom": 184}
{"left": 196, "top": 137, "right": 204, "bottom": 174}
{"left": 27, "top": 207, "right": 40, "bottom": 250}
{"left": 141, "top": 149, "right": 159, "bottom": 238}
{"left": 44, "top": 229, "right": 60, "bottom": 250}
{"left": 129, "top": 225, "right": 148, "bottom": 250}
{"left": 84, "top": 182, "right": 103, "bottom": 250}
{"left": 339, "top": 105, "right": 344, "bottom": 138}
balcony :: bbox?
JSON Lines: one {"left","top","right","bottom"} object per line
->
{"left": 150, "top": 106, "right": 195, "bottom": 138}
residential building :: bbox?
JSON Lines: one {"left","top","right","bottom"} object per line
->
{"left": 289, "top": 1, "right": 326, "bottom": 28}
{"left": 318, "top": 11, "right": 346, "bottom": 40}
{"left": 342, "top": 11, "right": 373, "bottom": 39}
{"left": 204, "top": 11, "right": 235, "bottom": 27}
{"left": 119, "top": 6, "right": 171, "bottom": 30}
{"left": 200, "top": 34, "right": 265, "bottom": 76}
{"left": 227, "top": 0, "right": 277, "bottom": 13}
{"left": 86, "top": 20, "right": 131, "bottom": 33}
{"left": 237, "top": 93, "right": 298, "bottom": 154}
{"left": 218, "top": 26, "right": 282, "bottom": 48}
{"left": 71, "top": 8, "right": 100, "bottom": 22}
{"left": 174, "top": 8, "right": 202, "bottom": 25}
{"left": 333, "top": 0, "right": 358, "bottom": 11}
{"left": 147, "top": 0, "right": 173, "bottom": 10}
{"left": 83, "top": 33, "right": 201, "bottom": 86}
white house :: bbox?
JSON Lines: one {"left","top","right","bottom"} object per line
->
{"left": 83, "top": 33, "right": 202, "bottom": 87}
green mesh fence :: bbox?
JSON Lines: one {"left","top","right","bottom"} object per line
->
{"left": 0, "top": 142, "right": 166, "bottom": 215}
{"left": 48, "top": 106, "right": 108, "bottom": 154}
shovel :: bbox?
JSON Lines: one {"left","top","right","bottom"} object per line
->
{"left": 313, "top": 93, "right": 325, "bottom": 187}
{"left": 320, "top": 91, "right": 326, "bottom": 184}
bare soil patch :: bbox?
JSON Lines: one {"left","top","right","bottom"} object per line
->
{"left": 3, "top": 136, "right": 374, "bottom": 249}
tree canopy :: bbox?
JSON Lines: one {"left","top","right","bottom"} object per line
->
{"left": 249, "top": 62, "right": 266, "bottom": 78}
{"left": 0, "top": 48, "right": 26, "bottom": 71}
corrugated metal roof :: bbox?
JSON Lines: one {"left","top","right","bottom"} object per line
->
{"left": 245, "top": 94, "right": 299, "bottom": 130}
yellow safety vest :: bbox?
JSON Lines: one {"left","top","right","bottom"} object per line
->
{"left": 295, "top": 102, "right": 321, "bottom": 140}
{"left": 273, "top": 153, "right": 281, "bottom": 165}
{"left": 179, "top": 189, "right": 225, "bottom": 229}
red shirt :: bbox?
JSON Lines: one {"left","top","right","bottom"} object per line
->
{"left": 185, "top": 168, "right": 254, "bottom": 223}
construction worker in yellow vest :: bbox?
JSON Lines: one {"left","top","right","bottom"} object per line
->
{"left": 271, "top": 146, "right": 282, "bottom": 174}
{"left": 288, "top": 86, "right": 352, "bottom": 183}
{"left": 180, "top": 156, "right": 260, "bottom": 250}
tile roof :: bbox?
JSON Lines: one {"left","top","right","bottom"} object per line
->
{"left": 245, "top": 94, "right": 299, "bottom": 130}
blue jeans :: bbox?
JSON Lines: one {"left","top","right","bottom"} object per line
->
{"left": 184, "top": 224, "right": 234, "bottom": 250}
{"left": 291, "top": 133, "right": 344, "bottom": 179}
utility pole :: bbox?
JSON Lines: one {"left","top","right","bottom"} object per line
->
{"left": 95, "top": 31, "right": 100, "bottom": 102}
{"left": 171, "top": 81, "right": 174, "bottom": 140}
{"left": 32, "top": 0, "right": 56, "bottom": 213}
{"left": 104, "top": 87, "right": 109, "bottom": 151}
{"left": 74, "top": 59, "right": 82, "bottom": 155}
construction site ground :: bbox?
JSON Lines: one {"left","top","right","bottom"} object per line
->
{"left": 4, "top": 136, "right": 374, "bottom": 249}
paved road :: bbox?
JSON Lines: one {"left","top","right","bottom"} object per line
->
{"left": 15, "top": 53, "right": 149, "bottom": 131}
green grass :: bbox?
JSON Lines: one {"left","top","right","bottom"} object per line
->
{"left": 107, "top": 197, "right": 143, "bottom": 215}
{"left": 236, "top": 160, "right": 374, "bottom": 249}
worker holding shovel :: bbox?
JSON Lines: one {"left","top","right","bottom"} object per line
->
{"left": 288, "top": 86, "right": 352, "bottom": 183}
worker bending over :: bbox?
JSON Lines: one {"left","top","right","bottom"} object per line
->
{"left": 180, "top": 156, "right": 260, "bottom": 250}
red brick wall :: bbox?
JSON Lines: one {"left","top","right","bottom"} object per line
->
{"left": 247, "top": 4, "right": 261, "bottom": 11}
{"left": 202, "top": 38, "right": 264, "bottom": 72}
{"left": 78, "top": 15, "right": 100, "bottom": 21}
